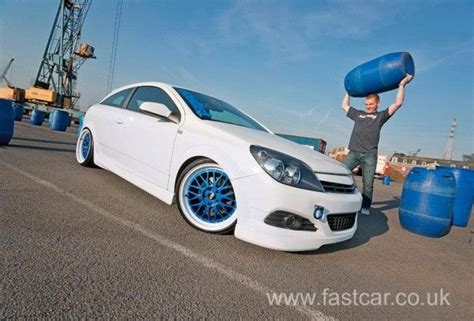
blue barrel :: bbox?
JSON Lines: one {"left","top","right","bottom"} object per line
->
{"left": 383, "top": 176, "right": 391, "bottom": 185}
{"left": 438, "top": 167, "right": 474, "bottom": 227}
{"left": 30, "top": 109, "right": 45, "bottom": 126}
{"left": 13, "top": 103, "right": 24, "bottom": 121}
{"left": 49, "top": 109, "right": 70, "bottom": 131}
{"left": 76, "top": 115, "right": 84, "bottom": 135}
{"left": 0, "top": 99, "right": 15, "bottom": 146}
{"left": 345, "top": 52, "right": 415, "bottom": 97}
{"left": 399, "top": 167, "right": 455, "bottom": 237}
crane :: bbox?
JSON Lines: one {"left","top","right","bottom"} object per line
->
{"left": 442, "top": 118, "right": 456, "bottom": 160}
{"left": 409, "top": 148, "right": 421, "bottom": 157}
{"left": 26, "top": 0, "right": 95, "bottom": 109}
{"left": 0, "top": 58, "right": 26, "bottom": 102}
{"left": 1, "top": 58, "right": 15, "bottom": 88}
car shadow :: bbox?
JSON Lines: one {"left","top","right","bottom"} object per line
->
{"left": 12, "top": 137, "right": 76, "bottom": 146}
{"left": 296, "top": 207, "right": 390, "bottom": 255}
{"left": 5, "top": 144, "right": 75, "bottom": 153}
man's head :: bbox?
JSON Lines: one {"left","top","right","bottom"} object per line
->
{"left": 365, "top": 94, "right": 380, "bottom": 113}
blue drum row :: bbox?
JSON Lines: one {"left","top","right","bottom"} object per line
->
{"left": 1, "top": 99, "right": 78, "bottom": 146}
{"left": 400, "top": 166, "right": 474, "bottom": 237}
{"left": 32, "top": 109, "right": 71, "bottom": 131}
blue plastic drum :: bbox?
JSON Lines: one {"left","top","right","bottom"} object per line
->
{"left": 13, "top": 103, "right": 24, "bottom": 121}
{"left": 0, "top": 99, "right": 15, "bottom": 146}
{"left": 345, "top": 52, "right": 415, "bottom": 97}
{"left": 49, "top": 109, "right": 70, "bottom": 131}
{"left": 30, "top": 109, "right": 45, "bottom": 126}
{"left": 438, "top": 167, "right": 474, "bottom": 227}
{"left": 399, "top": 167, "right": 456, "bottom": 237}
{"left": 76, "top": 115, "right": 84, "bottom": 135}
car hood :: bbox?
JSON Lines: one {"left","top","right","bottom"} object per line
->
{"left": 202, "top": 121, "right": 351, "bottom": 175}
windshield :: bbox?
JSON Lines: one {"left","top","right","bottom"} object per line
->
{"left": 174, "top": 87, "right": 268, "bottom": 132}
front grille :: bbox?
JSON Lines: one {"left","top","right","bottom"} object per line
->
{"left": 320, "top": 180, "right": 356, "bottom": 193}
{"left": 327, "top": 213, "right": 357, "bottom": 231}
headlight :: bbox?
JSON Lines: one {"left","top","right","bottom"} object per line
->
{"left": 250, "top": 145, "right": 325, "bottom": 192}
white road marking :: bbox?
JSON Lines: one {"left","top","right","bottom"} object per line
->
{"left": 0, "top": 160, "right": 335, "bottom": 321}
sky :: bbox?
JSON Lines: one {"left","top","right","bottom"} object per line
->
{"left": 0, "top": 0, "right": 473, "bottom": 160}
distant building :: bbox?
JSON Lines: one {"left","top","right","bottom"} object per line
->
{"left": 328, "top": 149, "right": 474, "bottom": 181}
{"left": 387, "top": 152, "right": 474, "bottom": 177}
{"left": 276, "top": 134, "right": 327, "bottom": 154}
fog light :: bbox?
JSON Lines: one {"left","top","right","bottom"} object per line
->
{"left": 284, "top": 215, "right": 303, "bottom": 230}
{"left": 313, "top": 205, "right": 324, "bottom": 220}
{"left": 264, "top": 211, "right": 317, "bottom": 232}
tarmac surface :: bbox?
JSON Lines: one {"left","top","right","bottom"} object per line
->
{"left": 1, "top": 120, "right": 473, "bottom": 320}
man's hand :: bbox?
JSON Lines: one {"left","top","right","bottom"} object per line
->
{"left": 399, "top": 74, "right": 413, "bottom": 87}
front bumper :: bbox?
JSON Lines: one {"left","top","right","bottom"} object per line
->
{"left": 232, "top": 172, "right": 362, "bottom": 251}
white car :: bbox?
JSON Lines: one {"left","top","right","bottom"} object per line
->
{"left": 76, "top": 82, "right": 362, "bottom": 251}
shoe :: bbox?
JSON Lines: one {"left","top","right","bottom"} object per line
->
{"left": 360, "top": 207, "right": 370, "bottom": 215}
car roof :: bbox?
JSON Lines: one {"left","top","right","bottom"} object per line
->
{"left": 103, "top": 82, "right": 177, "bottom": 99}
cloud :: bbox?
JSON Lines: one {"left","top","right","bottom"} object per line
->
{"left": 215, "top": 0, "right": 412, "bottom": 64}
{"left": 216, "top": 1, "right": 313, "bottom": 63}
{"left": 158, "top": 64, "right": 204, "bottom": 90}
{"left": 412, "top": 40, "right": 474, "bottom": 73}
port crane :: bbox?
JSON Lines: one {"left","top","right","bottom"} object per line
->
{"left": 1, "top": 58, "right": 15, "bottom": 88}
{"left": 27, "top": 0, "right": 95, "bottom": 109}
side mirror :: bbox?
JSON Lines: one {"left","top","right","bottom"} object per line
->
{"left": 139, "top": 102, "right": 172, "bottom": 119}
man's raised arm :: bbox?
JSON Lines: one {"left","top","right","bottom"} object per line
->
{"left": 341, "top": 93, "right": 351, "bottom": 113}
{"left": 388, "top": 74, "right": 413, "bottom": 116}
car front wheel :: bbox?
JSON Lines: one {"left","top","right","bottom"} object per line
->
{"left": 177, "top": 160, "right": 237, "bottom": 234}
{"left": 76, "top": 128, "right": 95, "bottom": 167}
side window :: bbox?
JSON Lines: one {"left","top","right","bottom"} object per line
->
{"left": 391, "top": 157, "right": 398, "bottom": 163}
{"left": 411, "top": 160, "right": 417, "bottom": 165}
{"left": 127, "top": 86, "right": 181, "bottom": 121}
{"left": 402, "top": 159, "right": 408, "bottom": 164}
{"left": 101, "top": 88, "right": 133, "bottom": 108}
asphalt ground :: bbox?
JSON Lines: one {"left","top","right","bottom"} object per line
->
{"left": 1, "top": 119, "right": 473, "bottom": 320}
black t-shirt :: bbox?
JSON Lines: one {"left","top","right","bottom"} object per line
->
{"left": 346, "top": 107, "right": 391, "bottom": 153}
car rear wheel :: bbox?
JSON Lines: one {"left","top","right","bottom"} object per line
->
{"left": 76, "top": 128, "right": 95, "bottom": 167}
{"left": 177, "top": 160, "right": 237, "bottom": 234}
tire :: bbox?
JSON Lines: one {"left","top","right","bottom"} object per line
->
{"left": 177, "top": 159, "right": 237, "bottom": 234}
{"left": 76, "top": 128, "right": 95, "bottom": 167}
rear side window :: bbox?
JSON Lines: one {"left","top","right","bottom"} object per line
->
{"left": 101, "top": 88, "right": 133, "bottom": 108}
{"left": 127, "top": 86, "right": 181, "bottom": 121}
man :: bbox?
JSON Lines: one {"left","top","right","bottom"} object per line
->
{"left": 341, "top": 74, "right": 413, "bottom": 215}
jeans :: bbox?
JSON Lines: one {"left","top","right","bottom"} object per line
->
{"left": 343, "top": 150, "right": 377, "bottom": 209}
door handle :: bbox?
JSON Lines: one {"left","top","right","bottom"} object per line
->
{"left": 115, "top": 119, "right": 123, "bottom": 124}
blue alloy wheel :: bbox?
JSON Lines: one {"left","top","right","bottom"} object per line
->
{"left": 81, "top": 131, "right": 91, "bottom": 160}
{"left": 76, "top": 128, "right": 94, "bottom": 167}
{"left": 179, "top": 163, "right": 237, "bottom": 233}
